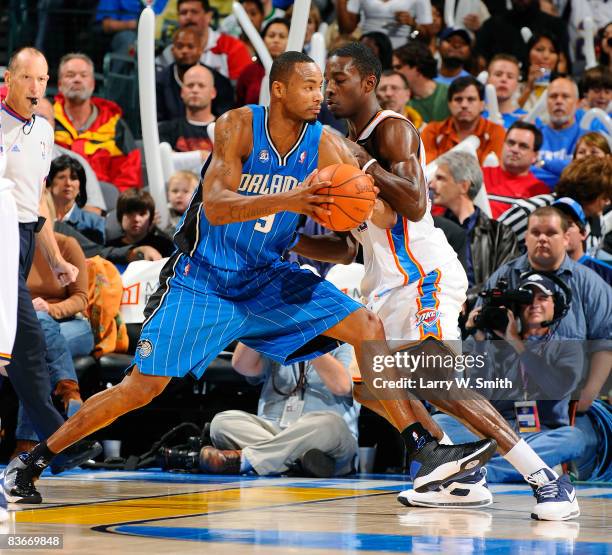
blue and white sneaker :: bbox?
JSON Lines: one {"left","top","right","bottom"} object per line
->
{"left": 527, "top": 468, "right": 580, "bottom": 521}
{"left": 398, "top": 467, "right": 492, "bottom": 508}
{"left": 409, "top": 438, "right": 497, "bottom": 493}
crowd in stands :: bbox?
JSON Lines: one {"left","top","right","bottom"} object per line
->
{"left": 1, "top": 0, "right": 610, "bottom": 479}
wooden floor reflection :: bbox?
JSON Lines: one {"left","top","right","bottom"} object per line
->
{"left": 2, "top": 469, "right": 610, "bottom": 554}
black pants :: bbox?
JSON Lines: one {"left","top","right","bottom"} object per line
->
{"left": 6, "top": 224, "right": 64, "bottom": 441}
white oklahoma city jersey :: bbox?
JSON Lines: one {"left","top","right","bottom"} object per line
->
{"left": 0, "top": 114, "right": 19, "bottom": 367}
{"left": 1, "top": 104, "right": 54, "bottom": 223}
{"left": 351, "top": 110, "right": 458, "bottom": 302}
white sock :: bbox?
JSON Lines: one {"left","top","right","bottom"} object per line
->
{"left": 439, "top": 433, "right": 454, "bottom": 445}
{"left": 240, "top": 451, "right": 253, "bottom": 473}
{"left": 503, "top": 439, "right": 558, "bottom": 480}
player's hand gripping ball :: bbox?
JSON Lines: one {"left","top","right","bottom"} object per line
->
{"left": 316, "top": 164, "right": 376, "bottom": 231}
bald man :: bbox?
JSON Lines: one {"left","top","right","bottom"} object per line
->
{"left": 156, "top": 27, "right": 234, "bottom": 122}
{"left": 532, "top": 77, "right": 604, "bottom": 187}
{"left": 159, "top": 64, "right": 217, "bottom": 173}
{"left": 1, "top": 48, "right": 101, "bottom": 482}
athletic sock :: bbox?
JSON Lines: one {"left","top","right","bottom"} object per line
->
{"left": 503, "top": 439, "right": 558, "bottom": 481}
{"left": 240, "top": 451, "right": 253, "bottom": 473}
{"left": 23, "top": 441, "right": 55, "bottom": 478}
{"left": 401, "top": 423, "right": 435, "bottom": 459}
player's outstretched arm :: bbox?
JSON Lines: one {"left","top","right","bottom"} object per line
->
{"left": 204, "top": 109, "right": 334, "bottom": 226}
{"left": 292, "top": 231, "right": 358, "bottom": 264}
{"left": 364, "top": 119, "right": 427, "bottom": 222}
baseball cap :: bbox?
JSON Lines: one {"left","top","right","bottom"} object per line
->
{"left": 518, "top": 273, "right": 556, "bottom": 296}
{"left": 553, "top": 197, "right": 587, "bottom": 230}
{"left": 439, "top": 28, "right": 472, "bottom": 45}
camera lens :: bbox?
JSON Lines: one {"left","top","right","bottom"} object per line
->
{"left": 158, "top": 446, "right": 199, "bottom": 471}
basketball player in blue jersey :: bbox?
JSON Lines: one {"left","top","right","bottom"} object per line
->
{"left": 294, "top": 42, "right": 578, "bottom": 520}
{"left": 4, "top": 51, "right": 497, "bottom": 504}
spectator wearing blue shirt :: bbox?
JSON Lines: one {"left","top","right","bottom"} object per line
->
{"left": 96, "top": 0, "right": 168, "bottom": 59}
{"left": 46, "top": 155, "right": 106, "bottom": 245}
{"left": 198, "top": 343, "right": 359, "bottom": 477}
{"left": 483, "top": 54, "right": 526, "bottom": 129}
{"left": 434, "top": 29, "right": 473, "bottom": 87}
{"left": 532, "top": 77, "right": 601, "bottom": 188}
{"left": 479, "top": 206, "right": 612, "bottom": 414}
{"left": 553, "top": 197, "right": 612, "bottom": 286}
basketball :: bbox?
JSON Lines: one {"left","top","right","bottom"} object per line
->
{"left": 316, "top": 164, "right": 376, "bottom": 231}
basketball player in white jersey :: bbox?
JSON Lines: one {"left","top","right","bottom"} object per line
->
{"left": 293, "top": 42, "right": 579, "bottom": 521}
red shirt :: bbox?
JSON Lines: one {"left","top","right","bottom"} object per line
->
{"left": 483, "top": 166, "right": 549, "bottom": 219}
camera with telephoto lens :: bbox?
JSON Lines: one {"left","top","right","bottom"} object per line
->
{"left": 473, "top": 279, "right": 533, "bottom": 332}
{"left": 157, "top": 436, "right": 202, "bottom": 472}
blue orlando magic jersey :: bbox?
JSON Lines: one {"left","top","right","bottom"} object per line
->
{"left": 174, "top": 105, "right": 323, "bottom": 270}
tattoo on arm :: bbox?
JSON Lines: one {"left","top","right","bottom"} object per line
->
{"left": 229, "top": 205, "right": 274, "bottom": 221}
{"left": 215, "top": 127, "right": 232, "bottom": 158}
{"left": 219, "top": 161, "right": 232, "bottom": 178}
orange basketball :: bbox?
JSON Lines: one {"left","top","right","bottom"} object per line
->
{"left": 315, "top": 164, "right": 376, "bottom": 231}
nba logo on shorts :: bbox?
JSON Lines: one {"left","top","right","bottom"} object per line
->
{"left": 299, "top": 151, "right": 307, "bottom": 163}
{"left": 415, "top": 308, "right": 440, "bottom": 328}
{"left": 259, "top": 149, "right": 269, "bottom": 162}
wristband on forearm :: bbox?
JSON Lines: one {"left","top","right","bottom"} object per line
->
{"left": 362, "top": 158, "right": 377, "bottom": 173}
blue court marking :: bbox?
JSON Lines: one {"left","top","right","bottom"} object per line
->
{"left": 113, "top": 526, "right": 611, "bottom": 554}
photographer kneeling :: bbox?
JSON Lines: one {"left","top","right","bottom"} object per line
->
{"left": 434, "top": 273, "right": 588, "bottom": 482}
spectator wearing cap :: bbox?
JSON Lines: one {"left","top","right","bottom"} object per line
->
{"left": 430, "top": 151, "right": 519, "bottom": 303}
{"left": 435, "top": 28, "right": 473, "bottom": 86}
{"left": 579, "top": 66, "right": 612, "bottom": 115}
{"left": 479, "top": 205, "right": 612, "bottom": 413}
{"left": 393, "top": 41, "right": 450, "bottom": 123}
{"left": 376, "top": 70, "right": 423, "bottom": 129}
{"left": 483, "top": 54, "right": 527, "bottom": 128}
{"left": 498, "top": 156, "right": 612, "bottom": 252}
{"left": 156, "top": 0, "right": 252, "bottom": 81}
{"left": 553, "top": 197, "right": 612, "bottom": 285}
{"left": 483, "top": 121, "right": 549, "bottom": 218}
{"left": 453, "top": 272, "right": 588, "bottom": 482}
{"left": 421, "top": 76, "right": 506, "bottom": 164}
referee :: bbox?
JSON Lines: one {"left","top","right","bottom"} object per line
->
{"left": 2, "top": 47, "right": 100, "bottom": 482}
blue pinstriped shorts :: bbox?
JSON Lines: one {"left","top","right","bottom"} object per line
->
{"left": 133, "top": 253, "right": 361, "bottom": 379}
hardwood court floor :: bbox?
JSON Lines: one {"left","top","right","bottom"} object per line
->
{"left": 1, "top": 469, "right": 610, "bottom": 554}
